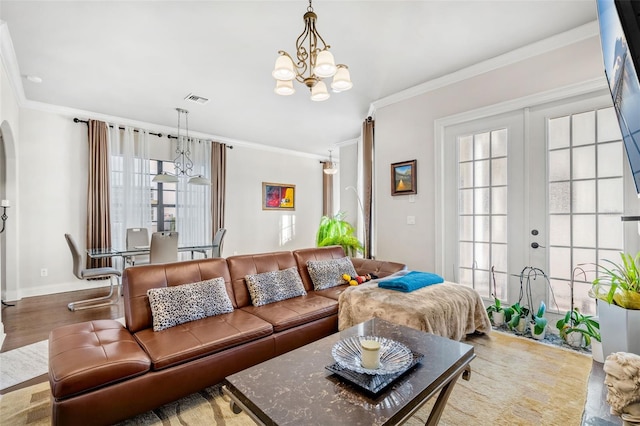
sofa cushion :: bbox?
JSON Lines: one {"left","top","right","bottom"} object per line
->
{"left": 134, "top": 309, "right": 273, "bottom": 370}
{"left": 49, "top": 320, "right": 151, "bottom": 398}
{"left": 241, "top": 293, "right": 338, "bottom": 332}
{"left": 307, "top": 257, "right": 357, "bottom": 291}
{"left": 245, "top": 266, "right": 307, "bottom": 307}
{"left": 147, "top": 277, "right": 234, "bottom": 331}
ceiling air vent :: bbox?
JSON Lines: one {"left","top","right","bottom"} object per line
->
{"left": 184, "top": 93, "right": 210, "bottom": 105}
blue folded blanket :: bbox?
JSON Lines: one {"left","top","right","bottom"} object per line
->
{"left": 378, "top": 271, "right": 444, "bottom": 293}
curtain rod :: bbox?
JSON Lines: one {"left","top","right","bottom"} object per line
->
{"left": 73, "top": 118, "right": 233, "bottom": 149}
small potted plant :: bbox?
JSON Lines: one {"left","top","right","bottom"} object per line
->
{"left": 555, "top": 307, "right": 600, "bottom": 349}
{"left": 486, "top": 267, "right": 511, "bottom": 326}
{"left": 507, "top": 302, "right": 529, "bottom": 333}
{"left": 530, "top": 301, "right": 547, "bottom": 340}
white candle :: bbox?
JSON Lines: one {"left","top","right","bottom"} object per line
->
{"left": 1, "top": 200, "right": 9, "bottom": 207}
{"left": 361, "top": 339, "right": 381, "bottom": 369}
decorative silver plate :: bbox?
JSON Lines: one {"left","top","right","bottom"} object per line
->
{"left": 331, "top": 336, "right": 413, "bottom": 375}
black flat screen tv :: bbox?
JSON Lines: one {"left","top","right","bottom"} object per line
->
{"left": 596, "top": 0, "right": 640, "bottom": 192}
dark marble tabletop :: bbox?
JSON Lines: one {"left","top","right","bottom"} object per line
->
{"left": 224, "top": 317, "right": 474, "bottom": 426}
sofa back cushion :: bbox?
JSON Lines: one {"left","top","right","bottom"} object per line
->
{"left": 123, "top": 257, "right": 233, "bottom": 333}
{"left": 226, "top": 251, "right": 298, "bottom": 308}
{"left": 147, "top": 277, "right": 234, "bottom": 331}
{"left": 245, "top": 266, "right": 307, "bottom": 306}
{"left": 293, "top": 246, "right": 347, "bottom": 291}
{"left": 306, "top": 257, "right": 358, "bottom": 290}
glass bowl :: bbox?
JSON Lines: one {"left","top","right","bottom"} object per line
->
{"left": 331, "top": 335, "right": 413, "bottom": 375}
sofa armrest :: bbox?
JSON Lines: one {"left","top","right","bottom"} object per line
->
{"left": 350, "top": 258, "right": 407, "bottom": 278}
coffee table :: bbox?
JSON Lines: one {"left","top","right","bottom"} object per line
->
{"left": 222, "top": 318, "right": 475, "bottom": 425}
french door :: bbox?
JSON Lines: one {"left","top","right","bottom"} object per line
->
{"left": 442, "top": 92, "right": 637, "bottom": 314}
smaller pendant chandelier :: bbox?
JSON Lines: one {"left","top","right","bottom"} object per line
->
{"left": 272, "top": 0, "right": 352, "bottom": 101}
{"left": 153, "top": 108, "right": 210, "bottom": 186}
{"left": 323, "top": 150, "right": 338, "bottom": 175}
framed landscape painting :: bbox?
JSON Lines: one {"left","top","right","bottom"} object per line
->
{"left": 391, "top": 160, "right": 417, "bottom": 196}
{"left": 262, "top": 182, "right": 296, "bottom": 210}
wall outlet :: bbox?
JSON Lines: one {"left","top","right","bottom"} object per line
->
{"left": 407, "top": 216, "right": 416, "bottom": 225}
{"left": 40, "top": 268, "right": 48, "bottom": 277}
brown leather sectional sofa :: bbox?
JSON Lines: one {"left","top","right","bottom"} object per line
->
{"left": 48, "top": 246, "right": 406, "bottom": 425}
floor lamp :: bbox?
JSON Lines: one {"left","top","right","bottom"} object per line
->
{"left": 345, "top": 186, "right": 367, "bottom": 259}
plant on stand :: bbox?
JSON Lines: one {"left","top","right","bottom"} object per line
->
{"left": 486, "top": 266, "right": 512, "bottom": 326}
{"left": 316, "top": 211, "right": 364, "bottom": 257}
{"left": 590, "top": 252, "right": 640, "bottom": 358}
{"left": 530, "top": 301, "right": 548, "bottom": 340}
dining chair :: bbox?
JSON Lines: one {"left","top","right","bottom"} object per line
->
{"left": 212, "top": 228, "right": 226, "bottom": 258}
{"left": 150, "top": 231, "right": 179, "bottom": 264}
{"left": 125, "top": 228, "right": 150, "bottom": 266}
{"left": 64, "top": 233, "right": 122, "bottom": 311}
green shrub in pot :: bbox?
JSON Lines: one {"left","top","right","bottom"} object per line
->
{"left": 316, "top": 211, "right": 364, "bottom": 257}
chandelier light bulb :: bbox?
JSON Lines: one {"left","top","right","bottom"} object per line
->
{"left": 331, "top": 65, "right": 353, "bottom": 92}
{"left": 272, "top": 55, "right": 296, "bottom": 81}
{"left": 314, "top": 50, "right": 337, "bottom": 78}
{"left": 310, "top": 81, "right": 330, "bottom": 101}
{"left": 274, "top": 79, "right": 296, "bottom": 96}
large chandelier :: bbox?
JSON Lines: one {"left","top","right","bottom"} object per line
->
{"left": 153, "top": 108, "right": 210, "bottom": 185}
{"left": 272, "top": 0, "right": 352, "bottom": 101}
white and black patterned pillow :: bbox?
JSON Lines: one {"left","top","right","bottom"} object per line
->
{"left": 245, "top": 266, "right": 307, "bottom": 307}
{"left": 307, "top": 257, "right": 358, "bottom": 291}
{"left": 147, "top": 277, "right": 234, "bottom": 332}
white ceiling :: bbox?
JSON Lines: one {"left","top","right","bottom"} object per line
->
{"left": 0, "top": 0, "right": 597, "bottom": 156}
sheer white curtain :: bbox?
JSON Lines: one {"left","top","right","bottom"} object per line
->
{"left": 108, "top": 125, "right": 151, "bottom": 267}
{"left": 175, "top": 136, "right": 212, "bottom": 258}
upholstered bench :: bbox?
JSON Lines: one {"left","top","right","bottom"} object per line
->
{"left": 49, "top": 320, "right": 151, "bottom": 399}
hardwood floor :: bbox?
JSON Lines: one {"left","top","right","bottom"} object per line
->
{"left": 0, "top": 288, "right": 621, "bottom": 424}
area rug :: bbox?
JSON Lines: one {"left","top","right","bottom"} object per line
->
{"left": 0, "top": 340, "right": 48, "bottom": 391}
{"left": 0, "top": 331, "right": 592, "bottom": 425}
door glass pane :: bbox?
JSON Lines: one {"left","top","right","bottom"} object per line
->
{"left": 474, "top": 188, "right": 490, "bottom": 214}
{"left": 475, "top": 243, "right": 490, "bottom": 270}
{"left": 549, "top": 182, "right": 570, "bottom": 213}
{"left": 573, "top": 215, "right": 596, "bottom": 248}
{"left": 491, "top": 244, "right": 507, "bottom": 272}
{"left": 474, "top": 216, "right": 490, "bottom": 242}
{"left": 491, "top": 158, "right": 507, "bottom": 186}
{"left": 474, "top": 270, "right": 490, "bottom": 296}
{"left": 549, "top": 149, "right": 570, "bottom": 181}
{"left": 598, "top": 178, "right": 624, "bottom": 213}
{"left": 459, "top": 135, "right": 473, "bottom": 162}
{"left": 572, "top": 146, "right": 596, "bottom": 179}
{"left": 549, "top": 215, "right": 570, "bottom": 246}
{"left": 459, "top": 268, "right": 473, "bottom": 286}
{"left": 598, "top": 142, "right": 623, "bottom": 178}
{"left": 549, "top": 247, "right": 571, "bottom": 279}
{"left": 572, "top": 180, "right": 596, "bottom": 213}
{"left": 548, "top": 116, "right": 570, "bottom": 149}
{"left": 459, "top": 162, "right": 473, "bottom": 188}
{"left": 459, "top": 216, "right": 473, "bottom": 241}
{"left": 597, "top": 107, "right": 622, "bottom": 142}
{"left": 459, "top": 189, "right": 473, "bottom": 214}
{"left": 572, "top": 111, "right": 595, "bottom": 146}
{"left": 459, "top": 242, "right": 473, "bottom": 268}
{"left": 491, "top": 187, "right": 507, "bottom": 215}
{"left": 492, "top": 216, "right": 507, "bottom": 243}
{"left": 599, "top": 215, "right": 624, "bottom": 249}
{"left": 474, "top": 160, "right": 490, "bottom": 187}
{"left": 492, "top": 129, "right": 507, "bottom": 157}
{"left": 474, "top": 133, "right": 490, "bottom": 160}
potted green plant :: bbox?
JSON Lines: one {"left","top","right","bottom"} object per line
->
{"left": 591, "top": 252, "right": 640, "bottom": 359}
{"left": 316, "top": 211, "right": 364, "bottom": 257}
{"left": 555, "top": 307, "right": 600, "bottom": 348}
{"left": 530, "top": 301, "right": 547, "bottom": 340}
{"left": 486, "top": 267, "right": 511, "bottom": 326}
{"left": 507, "top": 302, "right": 529, "bottom": 333}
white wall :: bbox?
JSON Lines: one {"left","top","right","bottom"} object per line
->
{"left": 10, "top": 108, "right": 325, "bottom": 298}
{"left": 373, "top": 36, "right": 606, "bottom": 270}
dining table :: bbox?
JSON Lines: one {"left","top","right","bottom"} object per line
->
{"left": 87, "top": 244, "right": 215, "bottom": 262}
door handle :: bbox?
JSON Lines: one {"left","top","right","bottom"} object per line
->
{"left": 531, "top": 242, "right": 545, "bottom": 249}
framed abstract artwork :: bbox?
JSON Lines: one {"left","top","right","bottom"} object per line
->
{"left": 390, "top": 160, "right": 417, "bottom": 196}
{"left": 262, "top": 182, "right": 296, "bottom": 210}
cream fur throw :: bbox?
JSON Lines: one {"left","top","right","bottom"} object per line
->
{"left": 338, "top": 274, "right": 492, "bottom": 341}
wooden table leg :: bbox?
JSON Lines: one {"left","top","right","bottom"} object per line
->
{"left": 424, "top": 365, "right": 472, "bottom": 426}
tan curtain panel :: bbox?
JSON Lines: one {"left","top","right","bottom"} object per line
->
{"left": 362, "top": 117, "right": 374, "bottom": 259}
{"left": 86, "top": 120, "right": 112, "bottom": 268}
{"left": 210, "top": 142, "right": 227, "bottom": 239}
{"left": 322, "top": 162, "right": 334, "bottom": 217}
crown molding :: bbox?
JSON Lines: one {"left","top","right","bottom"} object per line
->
{"left": 0, "top": 21, "right": 27, "bottom": 107}
{"left": 369, "top": 20, "right": 600, "bottom": 115}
